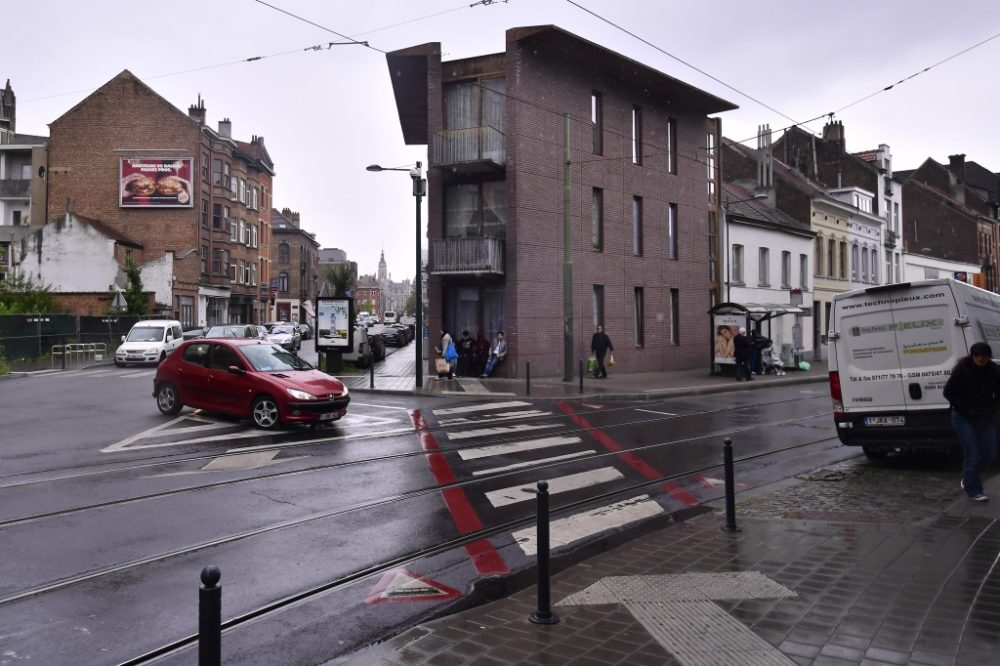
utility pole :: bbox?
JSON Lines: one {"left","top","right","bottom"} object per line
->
{"left": 562, "top": 113, "right": 574, "bottom": 382}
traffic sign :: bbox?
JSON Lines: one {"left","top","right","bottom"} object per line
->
{"left": 365, "top": 568, "right": 461, "bottom": 604}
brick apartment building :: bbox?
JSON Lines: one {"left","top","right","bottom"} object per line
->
{"left": 270, "top": 207, "right": 319, "bottom": 325}
{"left": 386, "top": 25, "right": 736, "bottom": 377}
{"left": 45, "top": 70, "right": 274, "bottom": 326}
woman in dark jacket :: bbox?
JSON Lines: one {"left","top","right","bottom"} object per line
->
{"left": 943, "top": 342, "right": 1000, "bottom": 501}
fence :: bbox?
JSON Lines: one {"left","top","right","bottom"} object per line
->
{"left": 0, "top": 314, "right": 154, "bottom": 366}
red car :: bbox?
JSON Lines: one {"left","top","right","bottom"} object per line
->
{"left": 153, "top": 338, "right": 350, "bottom": 429}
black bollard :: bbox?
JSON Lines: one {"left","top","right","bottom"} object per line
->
{"left": 722, "top": 438, "right": 741, "bottom": 532}
{"left": 578, "top": 359, "right": 584, "bottom": 394}
{"left": 199, "top": 566, "right": 222, "bottom": 666}
{"left": 529, "top": 481, "right": 560, "bottom": 625}
{"left": 369, "top": 354, "right": 375, "bottom": 389}
{"left": 526, "top": 361, "right": 531, "bottom": 396}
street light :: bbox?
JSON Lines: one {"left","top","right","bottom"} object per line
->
{"left": 723, "top": 193, "right": 767, "bottom": 302}
{"left": 367, "top": 162, "right": 426, "bottom": 388}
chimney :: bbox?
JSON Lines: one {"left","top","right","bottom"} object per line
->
{"left": 218, "top": 118, "right": 232, "bottom": 138}
{"left": 822, "top": 119, "right": 845, "bottom": 153}
{"left": 948, "top": 154, "right": 966, "bottom": 204}
{"left": 756, "top": 124, "right": 773, "bottom": 190}
{"left": 188, "top": 94, "right": 206, "bottom": 125}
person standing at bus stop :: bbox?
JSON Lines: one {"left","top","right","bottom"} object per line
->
{"left": 943, "top": 342, "right": 1000, "bottom": 502}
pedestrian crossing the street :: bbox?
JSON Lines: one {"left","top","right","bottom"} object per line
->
{"left": 425, "top": 400, "right": 679, "bottom": 559}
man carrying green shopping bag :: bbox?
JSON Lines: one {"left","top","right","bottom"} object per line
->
{"left": 590, "top": 325, "right": 613, "bottom": 379}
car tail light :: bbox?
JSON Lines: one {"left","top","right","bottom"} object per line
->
{"left": 829, "top": 371, "right": 844, "bottom": 417}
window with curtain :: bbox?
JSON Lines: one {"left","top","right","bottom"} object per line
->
{"left": 815, "top": 235, "right": 823, "bottom": 276}
{"left": 840, "top": 241, "right": 848, "bottom": 278}
{"left": 278, "top": 242, "right": 290, "bottom": 265}
{"left": 444, "top": 182, "right": 507, "bottom": 238}
{"left": 666, "top": 117, "right": 677, "bottom": 174}
{"left": 667, "top": 203, "right": 678, "bottom": 260}
{"left": 593, "top": 285, "right": 604, "bottom": 329}
{"left": 632, "top": 196, "right": 643, "bottom": 256}
{"left": 631, "top": 106, "right": 643, "bottom": 165}
{"left": 800, "top": 254, "right": 809, "bottom": 289}
{"left": 758, "top": 247, "right": 770, "bottom": 286}
{"left": 733, "top": 244, "right": 744, "bottom": 283}
{"left": 827, "top": 239, "right": 836, "bottom": 278}
{"left": 781, "top": 251, "right": 791, "bottom": 288}
{"left": 444, "top": 78, "right": 505, "bottom": 131}
{"left": 591, "top": 92, "right": 603, "bottom": 155}
{"left": 592, "top": 188, "right": 603, "bottom": 250}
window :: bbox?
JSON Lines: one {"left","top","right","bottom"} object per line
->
{"left": 670, "top": 289, "right": 680, "bottom": 345}
{"left": 229, "top": 170, "right": 237, "bottom": 201}
{"left": 706, "top": 132, "right": 716, "bottom": 199}
{"left": 19, "top": 164, "right": 30, "bottom": 179}
{"left": 632, "top": 196, "right": 643, "bottom": 256}
{"left": 229, "top": 217, "right": 239, "bottom": 242}
{"left": 251, "top": 262, "right": 257, "bottom": 286}
{"left": 12, "top": 210, "right": 21, "bottom": 226}
{"left": 860, "top": 246, "right": 868, "bottom": 282}
{"left": 443, "top": 182, "right": 506, "bottom": 238}
{"left": 733, "top": 244, "right": 744, "bottom": 284}
{"left": 212, "top": 204, "right": 222, "bottom": 229}
{"left": 871, "top": 248, "right": 879, "bottom": 284}
{"left": 631, "top": 106, "right": 643, "bottom": 165}
{"left": 278, "top": 271, "right": 289, "bottom": 294}
{"left": 210, "top": 344, "right": 243, "bottom": 371}
{"left": 666, "top": 117, "right": 677, "bottom": 174}
{"left": 202, "top": 154, "right": 209, "bottom": 182}
{"left": 799, "top": 254, "right": 808, "bottom": 289}
{"left": 239, "top": 178, "right": 246, "bottom": 205}
{"left": 251, "top": 187, "right": 258, "bottom": 210}
{"left": 827, "top": 239, "right": 836, "bottom": 278}
{"left": 593, "top": 285, "right": 604, "bottom": 329}
{"left": 212, "top": 159, "right": 222, "bottom": 186}
{"left": 815, "top": 236, "right": 823, "bottom": 276}
{"left": 708, "top": 211, "right": 717, "bottom": 279}
{"left": 840, "top": 241, "right": 848, "bottom": 278}
{"left": 201, "top": 200, "right": 209, "bottom": 227}
{"left": 223, "top": 162, "right": 230, "bottom": 188}
{"left": 667, "top": 203, "right": 678, "bottom": 260}
{"left": 201, "top": 245, "right": 208, "bottom": 274}
{"left": 243, "top": 260, "right": 251, "bottom": 285}
{"left": 278, "top": 242, "right": 290, "bottom": 265}
{"left": 229, "top": 257, "right": 237, "bottom": 281}
{"left": 238, "top": 220, "right": 245, "bottom": 246}
{"left": 591, "top": 92, "right": 603, "bottom": 155}
{"left": 893, "top": 202, "right": 900, "bottom": 232}
{"left": 634, "top": 287, "right": 645, "bottom": 346}
{"left": 758, "top": 247, "right": 770, "bottom": 286}
{"left": 212, "top": 249, "right": 223, "bottom": 274}
{"left": 781, "top": 251, "right": 791, "bottom": 288}
{"left": 591, "top": 188, "right": 603, "bottom": 250}
{"left": 251, "top": 224, "right": 258, "bottom": 249}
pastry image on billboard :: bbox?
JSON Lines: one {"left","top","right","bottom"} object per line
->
{"left": 124, "top": 174, "right": 157, "bottom": 197}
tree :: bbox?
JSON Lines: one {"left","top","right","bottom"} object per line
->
{"left": 0, "top": 273, "right": 56, "bottom": 314}
{"left": 122, "top": 256, "right": 148, "bottom": 315}
{"left": 325, "top": 263, "right": 355, "bottom": 298}
{"left": 403, "top": 292, "right": 416, "bottom": 316}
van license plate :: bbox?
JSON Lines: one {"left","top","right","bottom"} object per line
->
{"left": 864, "top": 416, "right": 905, "bottom": 426}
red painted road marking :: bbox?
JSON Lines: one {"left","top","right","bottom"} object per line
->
{"left": 409, "top": 410, "right": 509, "bottom": 575}
{"left": 365, "top": 568, "right": 461, "bottom": 604}
{"left": 557, "top": 402, "right": 699, "bottom": 506}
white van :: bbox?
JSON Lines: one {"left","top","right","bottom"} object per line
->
{"left": 828, "top": 279, "right": 1000, "bottom": 458}
{"left": 383, "top": 310, "right": 398, "bottom": 324}
{"left": 115, "top": 319, "right": 184, "bottom": 366}
{"left": 341, "top": 324, "right": 374, "bottom": 368}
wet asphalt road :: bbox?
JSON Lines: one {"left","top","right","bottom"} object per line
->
{"left": 0, "top": 370, "right": 849, "bottom": 665}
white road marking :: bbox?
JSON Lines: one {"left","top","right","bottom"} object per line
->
{"left": 456, "top": 378, "right": 490, "bottom": 394}
{"left": 350, "top": 402, "right": 412, "bottom": 411}
{"left": 432, "top": 400, "right": 531, "bottom": 416}
{"left": 447, "top": 423, "right": 558, "bottom": 441}
{"left": 486, "top": 467, "right": 623, "bottom": 507}
{"left": 512, "top": 495, "right": 663, "bottom": 556}
{"left": 122, "top": 370, "right": 157, "bottom": 378}
{"left": 459, "top": 435, "right": 582, "bottom": 461}
{"left": 635, "top": 408, "right": 676, "bottom": 416}
{"left": 472, "top": 451, "right": 595, "bottom": 476}
{"left": 439, "top": 410, "right": 547, "bottom": 426}
{"left": 227, "top": 426, "right": 414, "bottom": 453}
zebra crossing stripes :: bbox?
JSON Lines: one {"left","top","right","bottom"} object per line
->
{"left": 431, "top": 401, "right": 531, "bottom": 416}
{"left": 485, "top": 467, "right": 623, "bottom": 507}
{"left": 446, "top": 423, "right": 558, "bottom": 441}
{"left": 438, "top": 410, "right": 548, "bottom": 427}
{"left": 458, "top": 435, "right": 582, "bottom": 460}
{"left": 472, "top": 451, "right": 594, "bottom": 477}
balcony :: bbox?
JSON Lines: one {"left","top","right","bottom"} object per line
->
{"left": 0, "top": 179, "right": 30, "bottom": 198}
{"left": 884, "top": 229, "right": 897, "bottom": 248}
{"left": 429, "top": 237, "right": 505, "bottom": 276}
{"left": 431, "top": 126, "right": 505, "bottom": 174}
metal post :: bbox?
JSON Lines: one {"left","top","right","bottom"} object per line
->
{"left": 723, "top": 438, "right": 740, "bottom": 532}
{"left": 562, "top": 113, "right": 574, "bottom": 382}
{"left": 369, "top": 353, "right": 375, "bottom": 389}
{"left": 413, "top": 162, "right": 424, "bottom": 390}
{"left": 526, "top": 360, "right": 531, "bottom": 396}
{"left": 529, "top": 481, "right": 559, "bottom": 625}
{"left": 199, "top": 566, "right": 222, "bottom": 666}
{"left": 579, "top": 359, "right": 584, "bottom": 394}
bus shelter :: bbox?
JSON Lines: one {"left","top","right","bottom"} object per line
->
{"left": 708, "top": 302, "right": 805, "bottom": 375}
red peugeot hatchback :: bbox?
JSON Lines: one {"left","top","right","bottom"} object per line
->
{"left": 153, "top": 338, "right": 350, "bottom": 429}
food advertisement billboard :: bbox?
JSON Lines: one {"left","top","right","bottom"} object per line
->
{"left": 316, "top": 297, "right": 352, "bottom": 350}
{"left": 119, "top": 158, "right": 193, "bottom": 207}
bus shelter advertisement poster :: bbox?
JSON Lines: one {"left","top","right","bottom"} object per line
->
{"left": 119, "top": 158, "right": 193, "bottom": 207}
{"left": 713, "top": 313, "right": 746, "bottom": 365}
{"left": 316, "top": 297, "right": 351, "bottom": 350}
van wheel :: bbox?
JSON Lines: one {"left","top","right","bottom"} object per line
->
{"left": 158, "top": 351, "right": 167, "bottom": 364}
{"left": 863, "top": 446, "right": 888, "bottom": 460}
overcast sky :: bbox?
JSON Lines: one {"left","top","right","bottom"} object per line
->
{"left": 7, "top": 1, "right": 1000, "bottom": 280}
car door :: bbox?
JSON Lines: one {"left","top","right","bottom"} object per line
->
{"left": 176, "top": 343, "right": 212, "bottom": 406}
{"left": 207, "top": 343, "right": 255, "bottom": 414}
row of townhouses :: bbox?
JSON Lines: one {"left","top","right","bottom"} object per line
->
{"left": 3, "top": 25, "right": 999, "bottom": 377}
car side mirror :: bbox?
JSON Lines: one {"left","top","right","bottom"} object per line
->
{"left": 121, "top": 335, "right": 126, "bottom": 343}
{"left": 166, "top": 333, "right": 174, "bottom": 342}
{"left": 227, "top": 365, "right": 247, "bottom": 376}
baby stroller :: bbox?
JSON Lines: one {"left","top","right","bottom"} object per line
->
{"left": 761, "top": 346, "right": 786, "bottom": 375}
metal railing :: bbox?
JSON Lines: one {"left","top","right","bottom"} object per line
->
{"left": 51, "top": 343, "right": 108, "bottom": 369}
{"left": 429, "top": 237, "right": 505, "bottom": 275}
{"left": 431, "top": 126, "right": 506, "bottom": 168}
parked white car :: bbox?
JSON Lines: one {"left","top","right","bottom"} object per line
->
{"left": 115, "top": 319, "right": 184, "bottom": 366}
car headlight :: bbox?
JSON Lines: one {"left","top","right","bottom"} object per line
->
{"left": 339, "top": 386, "right": 349, "bottom": 398}
{"left": 287, "top": 388, "right": 318, "bottom": 400}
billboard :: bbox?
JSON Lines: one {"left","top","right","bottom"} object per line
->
{"left": 120, "top": 158, "right": 193, "bottom": 207}
{"left": 713, "top": 313, "right": 747, "bottom": 365}
{"left": 316, "top": 297, "right": 352, "bottom": 350}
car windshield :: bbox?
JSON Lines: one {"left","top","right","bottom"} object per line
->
{"left": 240, "top": 344, "right": 313, "bottom": 372}
{"left": 205, "top": 326, "right": 245, "bottom": 338}
{"left": 270, "top": 326, "right": 294, "bottom": 335}
{"left": 127, "top": 326, "right": 164, "bottom": 342}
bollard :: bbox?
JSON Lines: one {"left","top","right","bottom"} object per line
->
{"left": 370, "top": 355, "right": 375, "bottom": 389}
{"left": 578, "top": 359, "right": 584, "bottom": 394}
{"left": 526, "top": 361, "right": 531, "bottom": 396}
{"left": 62, "top": 344, "right": 66, "bottom": 370}
{"left": 529, "top": 481, "right": 560, "bottom": 625}
{"left": 199, "top": 566, "right": 222, "bottom": 666}
{"left": 722, "top": 438, "right": 741, "bottom": 532}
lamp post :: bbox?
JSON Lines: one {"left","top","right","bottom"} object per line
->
{"left": 723, "top": 193, "right": 767, "bottom": 302}
{"left": 367, "top": 162, "right": 426, "bottom": 388}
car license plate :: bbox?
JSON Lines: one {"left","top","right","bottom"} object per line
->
{"left": 319, "top": 412, "right": 337, "bottom": 421}
{"left": 864, "top": 416, "right": 905, "bottom": 426}
{"left": 128, "top": 355, "right": 143, "bottom": 360}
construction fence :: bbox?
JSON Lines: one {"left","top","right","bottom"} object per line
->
{"left": 0, "top": 314, "right": 157, "bottom": 365}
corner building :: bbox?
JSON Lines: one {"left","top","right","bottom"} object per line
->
{"left": 47, "top": 70, "right": 273, "bottom": 327}
{"left": 387, "top": 26, "right": 736, "bottom": 376}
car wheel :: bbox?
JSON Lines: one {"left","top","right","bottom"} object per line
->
{"left": 156, "top": 382, "right": 183, "bottom": 416}
{"left": 158, "top": 351, "right": 167, "bottom": 364}
{"left": 251, "top": 395, "right": 281, "bottom": 429}
{"left": 115, "top": 360, "right": 125, "bottom": 367}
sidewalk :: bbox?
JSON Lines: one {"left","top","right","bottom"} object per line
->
{"left": 340, "top": 457, "right": 1000, "bottom": 666}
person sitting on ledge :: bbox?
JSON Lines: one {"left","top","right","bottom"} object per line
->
{"left": 481, "top": 331, "right": 507, "bottom": 378}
